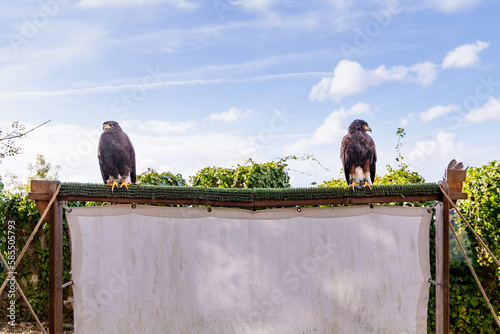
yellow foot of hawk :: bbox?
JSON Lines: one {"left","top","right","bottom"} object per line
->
{"left": 346, "top": 182, "right": 362, "bottom": 190}
{"left": 363, "top": 183, "right": 374, "bottom": 190}
{"left": 106, "top": 181, "right": 119, "bottom": 192}
{"left": 120, "top": 182, "right": 132, "bottom": 189}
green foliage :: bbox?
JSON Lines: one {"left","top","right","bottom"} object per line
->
{"left": 318, "top": 159, "right": 425, "bottom": 188}
{"left": 0, "top": 121, "right": 25, "bottom": 162}
{"left": 448, "top": 261, "right": 500, "bottom": 333}
{"left": 458, "top": 161, "right": 500, "bottom": 268}
{"left": 0, "top": 152, "right": 69, "bottom": 321}
{"left": 427, "top": 161, "right": 500, "bottom": 333}
{"left": 0, "top": 193, "right": 72, "bottom": 321}
{"left": 449, "top": 218, "right": 471, "bottom": 262}
{"left": 445, "top": 160, "right": 500, "bottom": 332}
{"left": 137, "top": 168, "right": 187, "bottom": 187}
{"left": 377, "top": 163, "right": 425, "bottom": 185}
{"left": 317, "top": 177, "right": 345, "bottom": 188}
{"left": 191, "top": 166, "right": 234, "bottom": 188}
{"left": 395, "top": 127, "right": 406, "bottom": 164}
{"left": 190, "top": 159, "right": 290, "bottom": 188}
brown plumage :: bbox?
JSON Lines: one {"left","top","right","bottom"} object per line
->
{"left": 98, "top": 121, "right": 136, "bottom": 190}
{"left": 340, "top": 119, "right": 377, "bottom": 189}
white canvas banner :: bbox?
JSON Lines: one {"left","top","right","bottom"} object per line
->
{"left": 67, "top": 205, "right": 431, "bottom": 334}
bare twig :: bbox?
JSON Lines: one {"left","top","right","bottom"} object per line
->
{"left": 0, "top": 120, "right": 51, "bottom": 141}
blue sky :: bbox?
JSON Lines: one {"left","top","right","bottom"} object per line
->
{"left": 1, "top": 0, "right": 499, "bottom": 187}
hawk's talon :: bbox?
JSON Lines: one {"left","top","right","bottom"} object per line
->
{"left": 120, "top": 182, "right": 132, "bottom": 189}
{"left": 363, "top": 183, "right": 374, "bottom": 190}
{"left": 346, "top": 182, "right": 361, "bottom": 190}
{"left": 106, "top": 181, "right": 119, "bottom": 192}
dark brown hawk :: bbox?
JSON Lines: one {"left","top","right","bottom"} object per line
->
{"left": 340, "top": 119, "right": 377, "bottom": 190}
{"left": 98, "top": 121, "right": 136, "bottom": 190}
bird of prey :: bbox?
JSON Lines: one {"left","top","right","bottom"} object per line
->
{"left": 341, "top": 119, "right": 377, "bottom": 190}
{"left": 98, "top": 121, "right": 136, "bottom": 190}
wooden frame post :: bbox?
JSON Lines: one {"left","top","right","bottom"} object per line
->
{"left": 436, "top": 180, "right": 450, "bottom": 334}
{"left": 49, "top": 182, "right": 64, "bottom": 334}
{"left": 30, "top": 180, "right": 64, "bottom": 334}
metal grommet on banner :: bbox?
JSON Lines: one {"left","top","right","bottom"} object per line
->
{"left": 131, "top": 204, "right": 137, "bottom": 209}
{"left": 207, "top": 206, "right": 212, "bottom": 213}
{"left": 296, "top": 206, "right": 301, "bottom": 212}
{"left": 370, "top": 203, "right": 374, "bottom": 209}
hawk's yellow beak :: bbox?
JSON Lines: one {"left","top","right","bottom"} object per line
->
{"left": 364, "top": 125, "right": 372, "bottom": 132}
{"left": 103, "top": 123, "right": 111, "bottom": 130}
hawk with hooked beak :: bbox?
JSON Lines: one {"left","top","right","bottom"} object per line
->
{"left": 98, "top": 121, "right": 136, "bottom": 190}
{"left": 341, "top": 119, "right": 377, "bottom": 190}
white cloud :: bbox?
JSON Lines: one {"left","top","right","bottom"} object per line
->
{"left": 284, "top": 102, "right": 373, "bottom": 153}
{"left": 206, "top": 107, "right": 254, "bottom": 122}
{"left": 79, "top": 0, "right": 197, "bottom": 10}
{"left": 399, "top": 118, "right": 409, "bottom": 127}
{"left": 420, "top": 103, "right": 459, "bottom": 122}
{"left": 399, "top": 113, "right": 416, "bottom": 127}
{"left": 309, "top": 60, "right": 437, "bottom": 102}
{"left": 408, "top": 131, "right": 458, "bottom": 167}
{"left": 464, "top": 96, "right": 500, "bottom": 123}
{"left": 430, "top": 0, "right": 482, "bottom": 13}
{"left": 410, "top": 62, "right": 439, "bottom": 86}
{"left": 310, "top": 41, "right": 491, "bottom": 102}
{"left": 442, "top": 41, "right": 490, "bottom": 69}
{"left": 309, "top": 60, "right": 370, "bottom": 102}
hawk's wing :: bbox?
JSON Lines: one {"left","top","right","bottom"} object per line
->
{"left": 98, "top": 134, "right": 114, "bottom": 183}
{"left": 369, "top": 136, "right": 377, "bottom": 184}
{"left": 126, "top": 134, "right": 136, "bottom": 183}
{"left": 340, "top": 134, "right": 351, "bottom": 183}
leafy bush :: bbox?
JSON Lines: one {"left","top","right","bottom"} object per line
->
{"left": 458, "top": 161, "right": 500, "bottom": 269}
{"left": 190, "top": 159, "right": 290, "bottom": 188}
{"left": 451, "top": 161, "right": 500, "bottom": 332}
{"left": 137, "top": 168, "right": 187, "bottom": 187}
{"left": 0, "top": 193, "right": 72, "bottom": 322}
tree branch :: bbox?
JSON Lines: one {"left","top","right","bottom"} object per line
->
{"left": 0, "top": 120, "right": 51, "bottom": 141}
